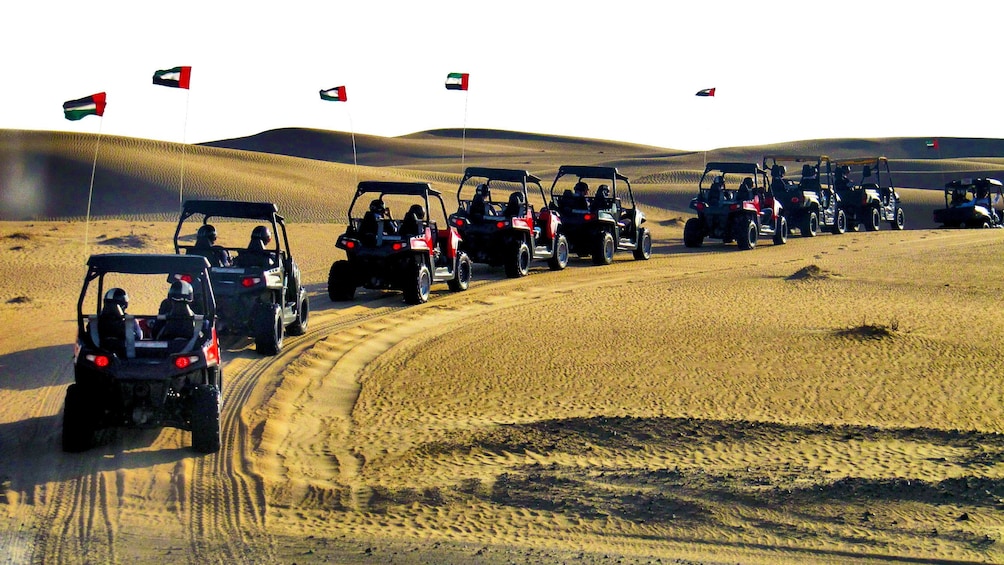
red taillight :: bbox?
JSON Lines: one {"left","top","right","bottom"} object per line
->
{"left": 791, "top": 197, "right": 800, "bottom": 204}
{"left": 241, "top": 276, "right": 261, "bottom": 288}
{"left": 392, "top": 242, "right": 403, "bottom": 251}
{"left": 496, "top": 221, "right": 506, "bottom": 229}
{"left": 345, "top": 240, "right": 356, "bottom": 249}
{"left": 174, "top": 356, "right": 199, "bottom": 369}
{"left": 584, "top": 214, "right": 593, "bottom": 221}
{"left": 456, "top": 218, "right": 465, "bottom": 227}
{"left": 695, "top": 202, "right": 706, "bottom": 211}
{"left": 93, "top": 355, "right": 109, "bottom": 368}
{"left": 730, "top": 204, "right": 740, "bottom": 211}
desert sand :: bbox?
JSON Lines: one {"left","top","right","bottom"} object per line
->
{"left": 0, "top": 129, "right": 1003, "bottom": 564}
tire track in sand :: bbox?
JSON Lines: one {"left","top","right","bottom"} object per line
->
{"left": 180, "top": 296, "right": 410, "bottom": 562}
{"left": 249, "top": 261, "right": 699, "bottom": 515}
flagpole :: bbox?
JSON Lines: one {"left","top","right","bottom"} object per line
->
{"left": 348, "top": 111, "right": 358, "bottom": 187}
{"left": 83, "top": 120, "right": 105, "bottom": 258}
{"left": 461, "top": 90, "right": 468, "bottom": 173}
{"left": 179, "top": 88, "right": 191, "bottom": 208}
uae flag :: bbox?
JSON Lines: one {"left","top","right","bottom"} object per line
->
{"left": 320, "top": 86, "right": 347, "bottom": 102}
{"left": 63, "top": 92, "right": 107, "bottom": 121}
{"left": 153, "top": 66, "right": 192, "bottom": 89}
{"left": 695, "top": 87, "right": 716, "bottom": 97}
{"left": 445, "top": 72, "right": 469, "bottom": 91}
{"left": 926, "top": 139, "right": 939, "bottom": 149}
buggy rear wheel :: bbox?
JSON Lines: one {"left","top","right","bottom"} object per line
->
{"left": 802, "top": 211, "right": 819, "bottom": 237}
{"left": 892, "top": 207, "right": 905, "bottom": 230}
{"left": 633, "top": 228, "right": 652, "bottom": 260}
{"left": 504, "top": 240, "right": 531, "bottom": 278}
{"left": 592, "top": 231, "right": 615, "bottom": 265}
{"left": 190, "top": 384, "right": 221, "bottom": 454}
{"left": 254, "top": 303, "right": 284, "bottom": 355}
{"left": 404, "top": 263, "right": 432, "bottom": 304}
{"left": 327, "top": 260, "right": 355, "bottom": 301}
{"left": 62, "top": 383, "right": 98, "bottom": 452}
{"left": 683, "top": 218, "right": 704, "bottom": 248}
{"left": 736, "top": 216, "right": 757, "bottom": 250}
{"left": 773, "top": 215, "right": 789, "bottom": 245}
{"left": 866, "top": 206, "right": 881, "bottom": 231}
{"left": 547, "top": 234, "right": 569, "bottom": 270}
{"left": 287, "top": 293, "right": 309, "bottom": 336}
{"left": 832, "top": 209, "right": 847, "bottom": 234}
{"left": 448, "top": 252, "right": 473, "bottom": 291}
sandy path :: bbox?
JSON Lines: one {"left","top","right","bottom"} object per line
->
{"left": 1, "top": 221, "right": 1003, "bottom": 564}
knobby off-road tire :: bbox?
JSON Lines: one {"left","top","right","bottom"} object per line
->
{"left": 633, "top": 228, "right": 652, "bottom": 260}
{"left": 327, "top": 260, "right": 355, "bottom": 301}
{"left": 448, "top": 252, "right": 473, "bottom": 292}
{"left": 190, "top": 384, "right": 221, "bottom": 454}
{"left": 866, "top": 206, "right": 881, "bottom": 231}
{"left": 504, "top": 241, "right": 531, "bottom": 278}
{"left": 592, "top": 231, "right": 615, "bottom": 265}
{"left": 831, "top": 209, "right": 848, "bottom": 234}
{"left": 773, "top": 216, "right": 789, "bottom": 245}
{"left": 892, "top": 207, "right": 905, "bottom": 230}
{"left": 62, "top": 383, "right": 98, "bottom": 452}
{"left": 254, "top": 303, "right": 284, "bottom": 356}
{"left": 736, "top": 216, "right": 758, "bottom": 250}
{"left": 286, "top": 293, "right": 309, "bottom": 336}
{"left": 802, "top": 211, "right": 819, "bottom": 237}
{"left": 404, "top": 262, "right": 432, "bottom": 304}
{"left": 547, "top": 234, "right": 569, "bottom": 270}
{"left": 683, "top": 218, "right": 704, "bottom": 248}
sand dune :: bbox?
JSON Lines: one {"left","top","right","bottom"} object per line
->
{"left": 1, "top": 128, "right": 1004, "bottom": 564}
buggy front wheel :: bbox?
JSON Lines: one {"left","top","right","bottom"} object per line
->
{"left": 633, "top": 228, "right": 652, "bottom": 260}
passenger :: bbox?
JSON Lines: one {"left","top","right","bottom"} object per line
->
{"left": 770, "top": 165, "right": 787, "bottom": 192}
{"left": 591, "top": 184, "right": 612, "bottom": 213}
{"left": 504, "top": 191, "right": 525, "bottom": 217}
{"left": 234, "top": 225, "right": 276, "bottom": 268}
{"left": 153, "top": 280, "right": 197, "bottom": 341}
{"left": 97, "top": 287, "right": 142, "bottom": 341}
{"left": 190, "top": 224, "right": 232, "bottom": 267}
{"left": 835, "top": 165, "right": 853, "bottom": 191}
{"left": 709, "top": 176, "right": 725, "bottom": 204}
{"left": 737, "top": 177, "right": 754, "bottom": 202}
{"left": 360, "top": 199, "right": 390, "bottom": 235}
{"left": 399, "top": 204, "right": 425, "bottom": 237}
{"left": 469, "top": 184, "right": 490, "bottom": 221}
{"left": 571, "top": 181, "right": 590, "bottom": 209}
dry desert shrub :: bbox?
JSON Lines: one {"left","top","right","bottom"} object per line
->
{"left": 836, "top": 317, "right": 900, "bottom": 339}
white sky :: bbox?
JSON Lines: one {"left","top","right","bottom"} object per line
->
{"left": 4, "top": 1, "right": 1001, "bottom": 150}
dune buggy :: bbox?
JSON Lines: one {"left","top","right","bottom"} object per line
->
{"left": 547, "top": 165, "right": 651, "bottom": 265}
{"left": 684, "top": 162, "right": 788, "bottom": 250}
{"left": 933, "top": 177, "right": 1003, "bottom": 228}
{"left": 448, "top": 167, "right": 568, "bottom": 277}
{"left": 763, "top": 154, "right": 847, "bottom": 236}
{"left": 832, "top": 157, "right": 905, "bottom": 231}
{"left": 173, "top": 200, "right": 309, "bottom": 356}
{"left": 327, "top": 181, "right": 473, "bottom": 304}
{"left": 65, "top": 253, "right": 222, "bottom": 453}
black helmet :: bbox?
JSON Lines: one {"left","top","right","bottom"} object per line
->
{"left": 197, "top": 224, "right": 217, "bottom": 243}
{"left": 168, "top": 280, "right": 193, "bottom": 303}
{"left": 573, "top": 181, "right": 588, "bottom": 194}
{"left": 369, "top": 199, "right": 385, "bottom": 214}
{"left": 596, "top": 184, "right": 610, "bottom": 197}
{"left": 408, "top": 203, "right": 426, "bottom": 220}
{"left": 103, "top": 287, "right": 129, "bottom": 310}
{"left": 251, "top": 225, "right": 272, "bottom": 242}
